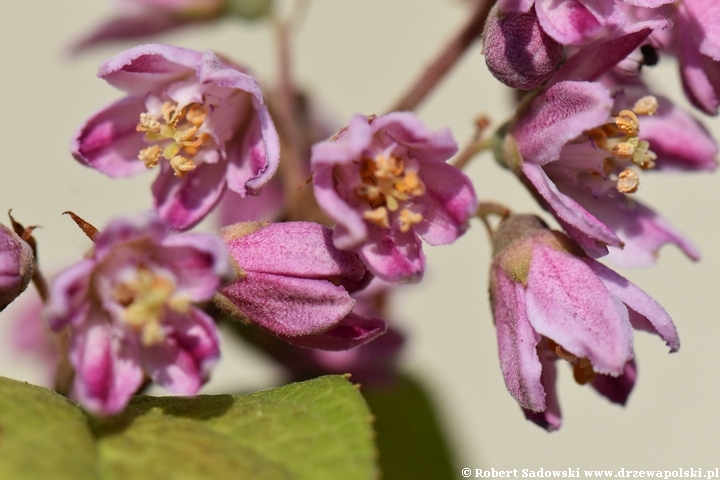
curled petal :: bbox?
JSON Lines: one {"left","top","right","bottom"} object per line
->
{"left": 98, "top": 44, "right": 203, "bottom": 95}
{"left": 585, "top": 259, "right": 679, "bottom": 352}
{"left": 521, "top": 162, "right": 622, "bottom": 250}
{"left": 277, "top": 313, "right": 387, "bottom": 351}
{"left": 45, "top": 260, "right": 95, "bottom": 331}
{"left": 71, "top": 96, "right": 150, "bottom": 178}
{"left": 370, "top": 112, "right": 458, "bottom": 164}
{"left": 591, "top": 358, "right": 637, "bottom": 405}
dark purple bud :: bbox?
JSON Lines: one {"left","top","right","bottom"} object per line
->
{"left": 483, "top": 7, "right": 563, "bottom": 90}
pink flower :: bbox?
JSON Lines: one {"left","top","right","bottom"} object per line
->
{"left": 311, "top": 113, "right": 477, "bottom": 283}
{"left": 489, "top": 215, "right": 678, "bottom": 430}
{"left": 46, "top": 213, "right": 235, "bottom": 415}
{"left": 72, "top": 44, "right": 280, "bottom": 231}
{"left": 506, "top": 78, "right": 716, "bottom": 266}
{"left": 71, "top": 0, "right": 234, "bottom": 53}
{"left": 496, "top": 0, "right": 672, "bottom": 47}
{"left": 1, "top": 222, "right": 34, "bottom": 312}
{"left": 216, "top": 221, "right": 386, "bottom": 350}
{"left": 629, "top": 0, "right": 720, "bottom": 114}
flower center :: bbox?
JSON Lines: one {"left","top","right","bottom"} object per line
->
{"left": 113, "top": 266, "right": 190, "bottom": 346}
{"left": 354, "top": 152, "right": 426, "bottom": 232}
{"left": 136, "top": 101, "right": 211, "bottom": 178}
{"left": 586, "top": 95, "right": 659, "bottom": 194}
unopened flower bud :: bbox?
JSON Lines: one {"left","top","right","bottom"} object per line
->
{"left": 483, "top": 7, "right": 563, "bottom": 90}
{"left": 0, "top": 223, "right": 34, "bottom": 311}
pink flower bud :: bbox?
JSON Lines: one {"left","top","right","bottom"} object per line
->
{"left": 0, "top": 224, "right": 34, "bottom": 311}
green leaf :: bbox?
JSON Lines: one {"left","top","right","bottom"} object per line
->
{"left": 362, "top": 375, "right": 456, "bottom": 480}
{"left": 0, "top": 375, "right": 377, "bottom": 480}
{"left": 0, "top": 377, "right": 99, "bottom": 480}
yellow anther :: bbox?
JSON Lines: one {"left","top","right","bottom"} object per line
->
{"left": 398, "top": 209, "right": 423, "bottom": 233}
{"left": 615, "top": 110, "right": 640, "bottom": 136}
{"left": 363, "top": 207, "right": 390, "bottom": 229}
{"left": 162, "top": 101, "right": 185, "bottom": 127}
{"left": 174, "top": 126, "right": 200, "bottom": 145}
{"left": 186, "top": 104, "right": 208, "bottom": 126}
{"left": 617, "top": 169, "right": 640, "bottom": 194}
{"left": 632, "top": 95, "right": 659, "bottom": 116}
{"left": 588, "top": 128, "right": 608, "bottom": 149}
{"left": 170, "top": 156, "right": 197, "bottom": 177}
{"left": 612, "top": 141, "right": 636, "bottom": 157}
{"left": 137, "top": 113, "right": 161, "bottom": 133}
{"left": 138, "top": 145, "right": 162, "bottom": 169}
{"left": 395, "top": 171, "right": 425, "bottom": 196}
{"left": 374, "top": 155, "right": 404, "bottom": 179}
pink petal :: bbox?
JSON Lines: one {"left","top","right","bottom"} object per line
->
{"left": 313, "top": 167, "right": 368, "bottom": 250}
{"left": 370, "top": 112, "right": 458, "bottom": 164}
{"left": 525, "top": 244, "right": 634, "bottom": 375}
{"left": 535, "top": 0, "right": 603, "bottom": 45}
{"left": 491, "top": 265, "right": 546, "bottom": 411}
{"left": 71, "top": 15, "right": 192, "bottom": 54}
{"left": 225, "top": 222, "right": 366, "bottom": 281}
{"left": 521, "top": 162, "right": 622, "bottom": 250}
{"left": 70, "top": 313, "right": 143, "bottom": 416}
{"left": 550, "top": 29, "right": 653, "bottom": 86}
{"left": 591, "top": 358, "right": 637, "bottom": 405}
{"left": 159, "top": 233, "right": 235, "bottom": 301}
{"left": 152, "top": 160, "right": 227, "bottom": 231}
{"left": 71, "top": 96, "right": 149, "bottom": 178}
{"left": 98, "top": 44, "right": 203, "bottom": 95}
{"left": 584, "top": 258, "right": 679, "bottom": 352}
{"left": 513, "top": 81, "right": 614, "bottom": 165}
{"left": 522, "top": 346, "right": 562, "bottom": 431}
{"left": 358, "top": 227, "right": 425, "bottom": 283}
{"left": 565, "top": 187, "right": 700, "bottom": 268}
{"left": 219, "top": 272, "right": 356, "bottom": 337}
{"left": 277, "top": 313, "right": 387, "bottom": 351}
{"left": 45, "top": 260, "right": 95, "bottom": 331}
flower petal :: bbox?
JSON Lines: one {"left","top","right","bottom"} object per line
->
{"left": 584, "top": 258, "right": 679, "bottom": 352}
{"left": 513, "top": 81, "right": 614, "bottom": 165}
{"left": 522, "top": 347, "right": 562, "bottom": 431}
{"left": 159, "top": 233, "right": 235, "bottom": 300}
{"left": 413, "top": 161, "right": 477, "bottom": 246}
{"left": 152, "top": 160, "right": 227, "bottom": 231}
{"left": 45, "top": 259, "right": 95, "bottom": 331}
{"left": 70, "top": 313, "right": 143, "bottom": 416}
{"left": 71, "top": 96, "right": 150, "bottom": 178}
{"left": 491, "top": 265, "right": 545, "bottom": 412}
{"left": 370, "top": 112, "right": 458, "bottom": 164}
{"left": 591, "top": 358, "right": 637, "bottom": 405}
{"left": 358, "top": 227, "right": 425, "bottom": 283}
{"left": 521, "top": 162, "right": 622, "bottom": 251}
{"left": 98, "top": 44, "right": 203, "bottom": 95}
{"left": 219, "top": 272, "right": 356, "bottom": 337}
{"left": 525, "top": 243, "right": 634, "bottom": 375}
{"left": 225, "top": 222, "right": 366, "bottom": 281}
{"left": 277, "top": 313, "right": 387, "bottom": 351}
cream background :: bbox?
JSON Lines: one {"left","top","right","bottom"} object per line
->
{"left": 1, "top": 0, "right": 719, "bottom": 471}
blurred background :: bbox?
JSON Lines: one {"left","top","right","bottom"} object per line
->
{"left": 0, "top": 0, "right": 718, "bottom": 472}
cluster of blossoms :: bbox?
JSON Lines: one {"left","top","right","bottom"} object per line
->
{"left": 1, "top": 0, "right": 717, "bottom": 435}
